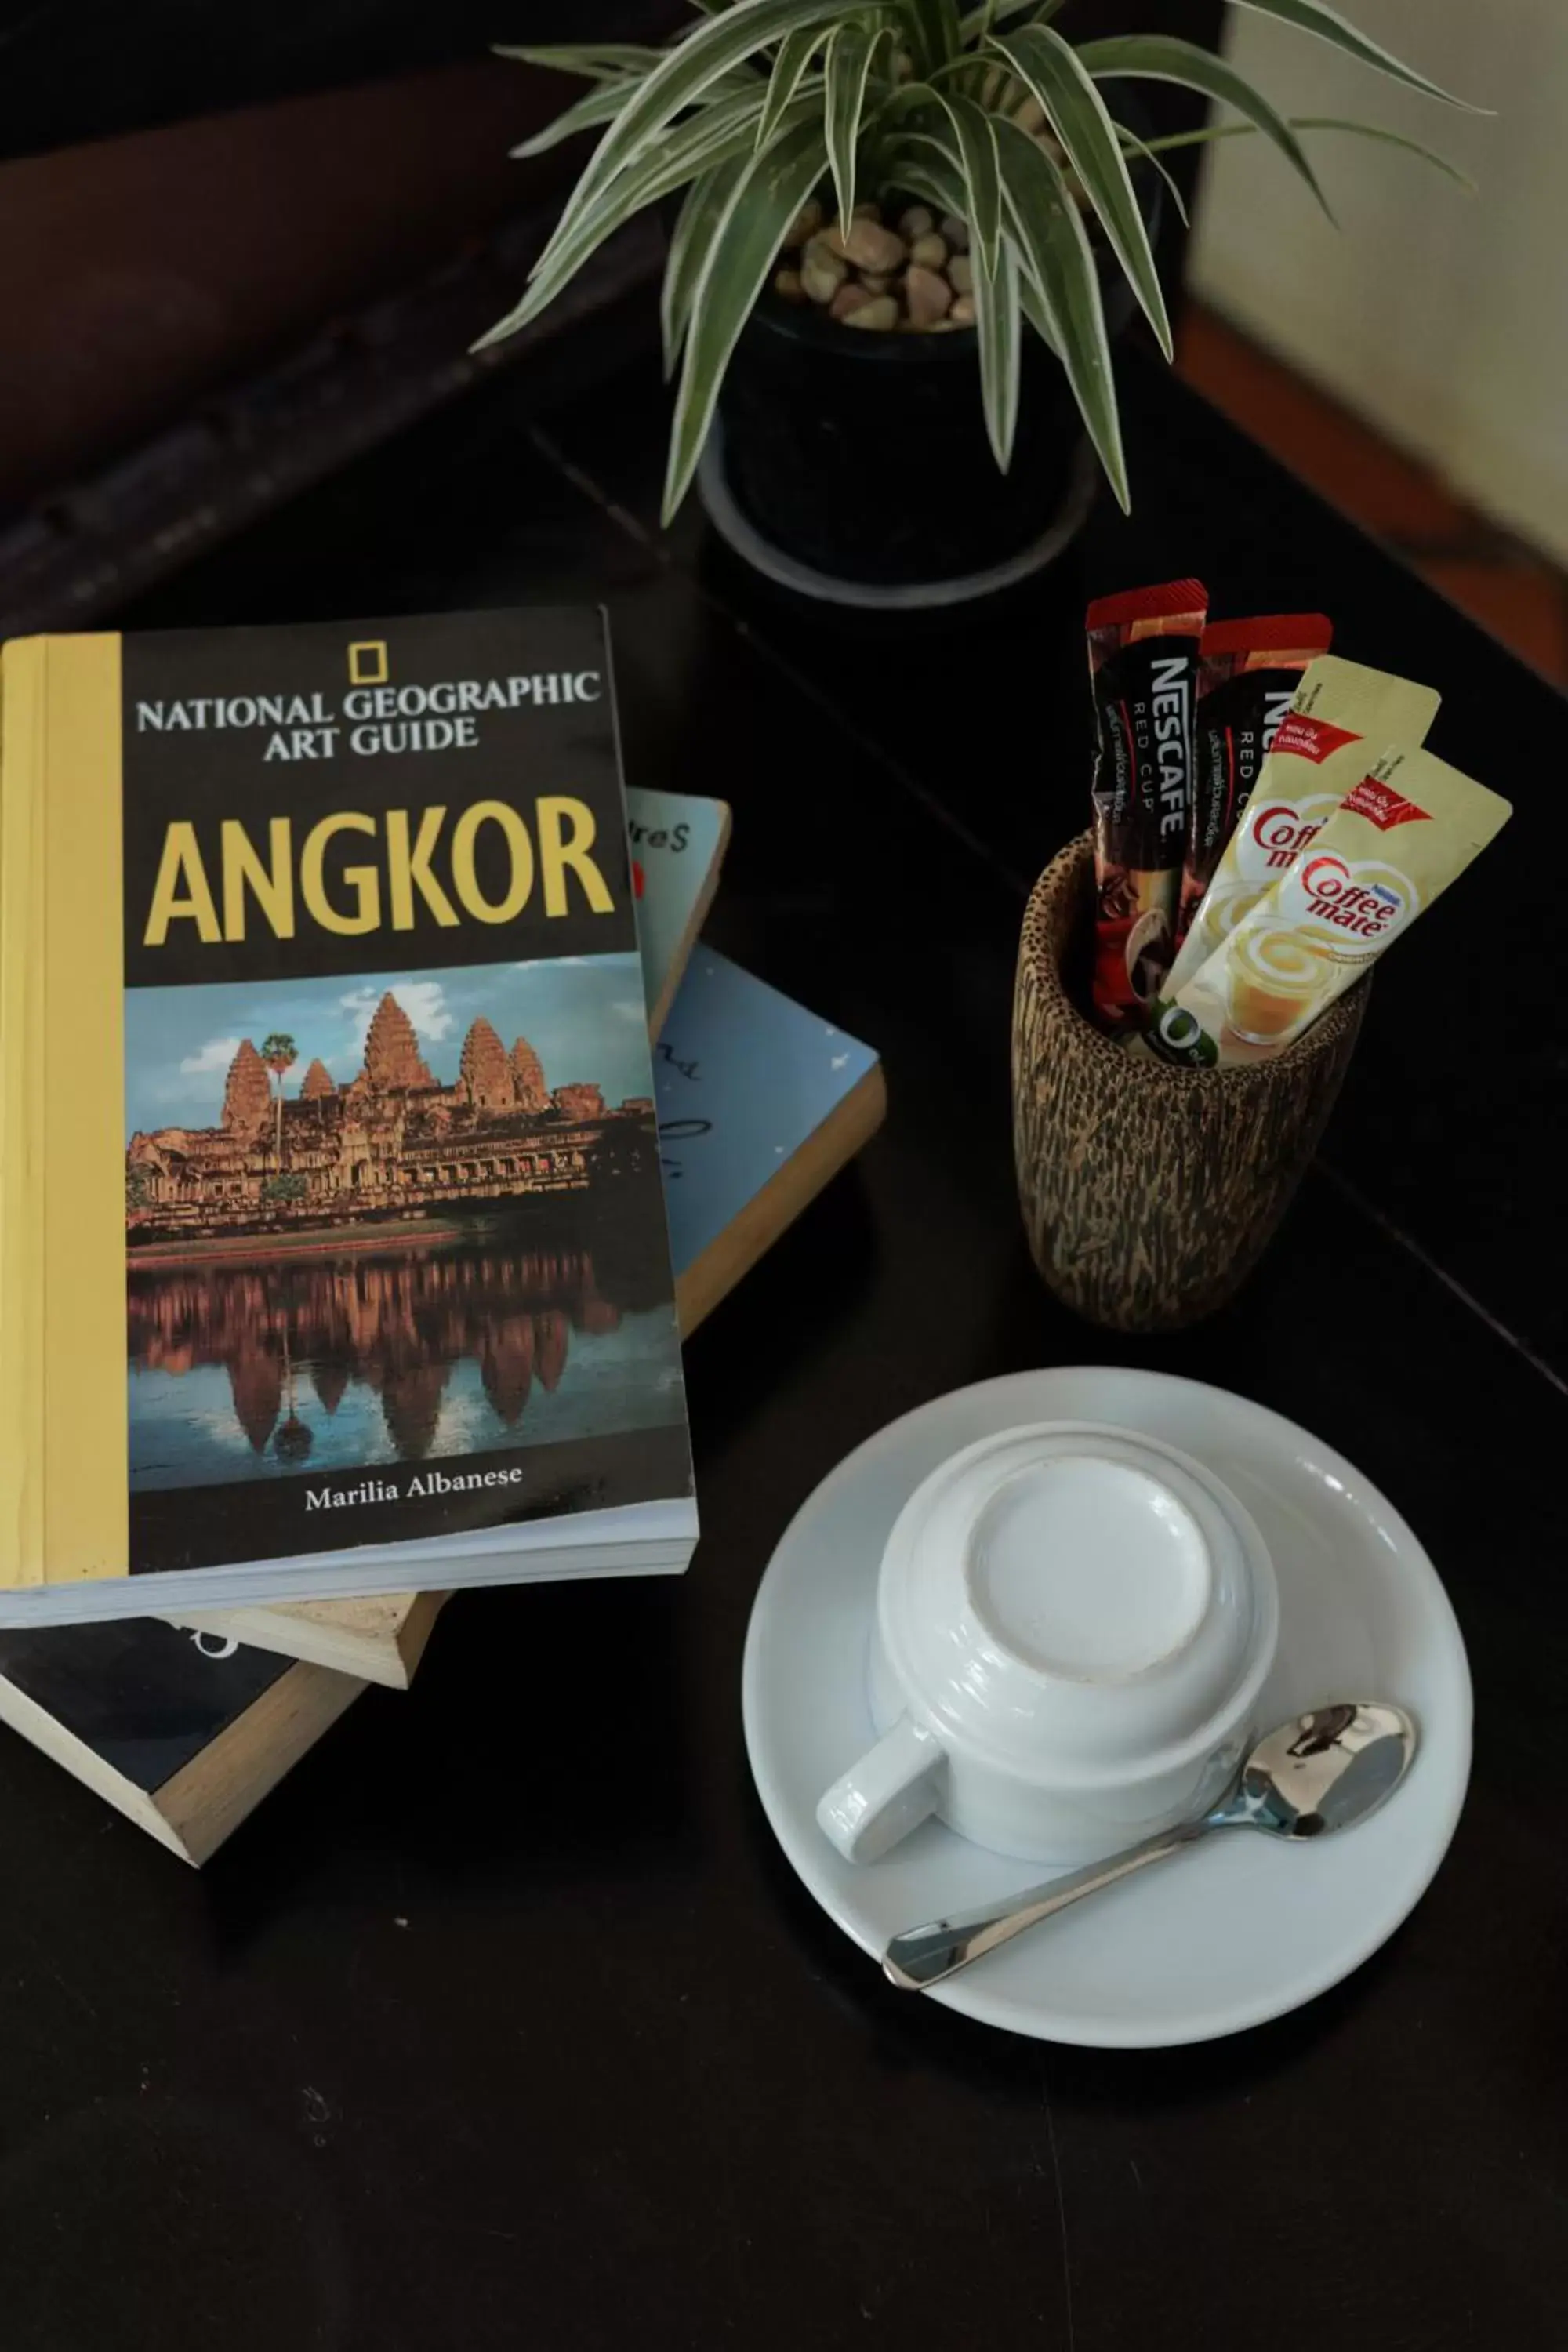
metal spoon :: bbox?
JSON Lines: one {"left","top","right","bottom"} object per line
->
{"left": 882, "top": 1701, "right": 1417, "bottom": 1993}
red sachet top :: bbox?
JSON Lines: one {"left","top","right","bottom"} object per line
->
{"left": 1087, "top": 577, "right": 1209, "bottom": 637}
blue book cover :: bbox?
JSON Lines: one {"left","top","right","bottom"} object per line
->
{"left": 655, "top": 950, "right": 884, "bottom": 1325}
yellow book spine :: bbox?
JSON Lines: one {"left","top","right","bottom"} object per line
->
{"left": 0, "top": 641, "right": 48, "bottom": 1580}
{"left": 0, "top": 633, "right": 128, "bottom": 1589}
{"left": 42, "top": 636, "right": 129, "bottom": 1583}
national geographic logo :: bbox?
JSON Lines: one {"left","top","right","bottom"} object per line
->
{"left": 348, "top": 639, "right": 389, "bottom": 686}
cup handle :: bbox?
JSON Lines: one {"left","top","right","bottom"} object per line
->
{"left": 816, "top": 1717, "right": 946, "bottom": 1864}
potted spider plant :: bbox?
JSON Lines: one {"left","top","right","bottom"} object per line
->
{"left": 485, "top": 1, "right": 1472, "bottom": 603}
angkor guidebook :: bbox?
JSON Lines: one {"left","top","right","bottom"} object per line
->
{"left": 0, "top": 608, "right": 696, "bottom": 1624}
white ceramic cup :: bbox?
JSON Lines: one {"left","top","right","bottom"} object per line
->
{"left": 816, "top": 1421, "right": 1279, "bottom": 1866}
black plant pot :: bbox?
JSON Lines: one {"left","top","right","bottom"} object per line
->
{"left": 708, "top": 173, "right": 1159, "bottom": 604}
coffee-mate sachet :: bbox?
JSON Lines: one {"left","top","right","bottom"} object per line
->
{"left": 1151, "top": 746, "right": 1512, "bottom": 1067}
{"left": 1163, "top": 655, "right": 1441, "bottom": 998}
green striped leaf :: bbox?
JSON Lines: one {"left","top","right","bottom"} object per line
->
{"left": 973, "top": 231, "right": 1021, "bottom": 469}
{"left": 989, "top": 22, "right": 1171, "bottom": 358}
{"left": 493, "top": 43, "right": 662, "bottom": 81}
{"left": 479, "top": 86, "right": 817, "bottom": 350}
{"left": 898, "top": 136, "right": 1059, "bottom": 359}
{"left": 1286, "top": 115, "right": 1474, "bottom": 187}
{"left": 551, "top": 0, "right": 840, "bottom": 256}
{"left": 877, "top": 85, "right": 999, "bottom": 267}
{"left": 511, "top": 78, "right": 635, "bottom": 160}
{"left": 893, "top": 1, "right": 968, "bottom": 80}
{"left": 884, "top": 132, "right": 1046, "bottom": 467}
{"left": 665, "top": 116, "right": 828, "bottom": 521}
{"left": 661, "top": 152, "right": 752, "bottom": 378}
{"left": 899, "top": 1, "right": 964, "bottom": 77}
{"left": 757, "top": 22, "right": 826, "bottom": 150}
{"left": 824, "top": 18, "right": 881, "bottom": 231}
{"left": 931, "top": 87, "right": 1004, "bottom": 273}
{"left": 1012, "top": 262, "right": 1062, "bottom": 357}
{"left": 1078, "top": 34, "right": 1330, "bottom": 218}
{"left": 1227, "top": 0, "right": 1485, "bottom": 109}
{"left": 993, "top": 114, "right": 1128, "bottom": 507}
{"left": 1113, "top": 122, "right": 1189, "bottom": 228}
{"left": 884, "top": 134, "right": 967, "bottom": 223}
{"left": 957, "top": 2, "right": 1066, "bottom": 37}
{"left": 1139, "top": 113, "right": 1473, "bottom": 190}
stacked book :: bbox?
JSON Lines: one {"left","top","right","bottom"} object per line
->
{"left": 0, "top": 609, "right": 884, "bottom": 1858}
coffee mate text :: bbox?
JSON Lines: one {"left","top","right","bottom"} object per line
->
{"left": 1248, "top": 800, "right": 1330, "bottom": 872}
{"left": 1294, "top": 855, "right": 1408, "bottom": 941}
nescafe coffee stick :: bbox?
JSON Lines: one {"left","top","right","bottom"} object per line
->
{"left": 1178, "top": 614, "right": 1334, "bottom": 949}
{"left": 1086, "top": 578, "right": 1208, "bottom": 1030}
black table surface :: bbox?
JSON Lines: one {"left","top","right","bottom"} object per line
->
{"left": 3, "top": 340, "right": 1566, "bottom": 2352}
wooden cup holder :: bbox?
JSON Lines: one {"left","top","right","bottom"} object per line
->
{"left": 1011, "top": 833, "right": 1369, "bottom": 1333}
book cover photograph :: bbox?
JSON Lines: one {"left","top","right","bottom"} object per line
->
{"left": 0, "top": 607, "right": 696, "bottom": 1620}
{"left": 125, "top": 953, "right": 683, "bottom": 1526}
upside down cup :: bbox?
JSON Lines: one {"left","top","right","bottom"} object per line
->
{"left": 1012, "top": 834, "right": 1369, "bottom": 1334}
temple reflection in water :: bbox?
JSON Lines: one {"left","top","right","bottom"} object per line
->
{"left": 127, "top": 1230, "right": 678, "bottom": 1489}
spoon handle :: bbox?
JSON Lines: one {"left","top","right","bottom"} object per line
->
{"left": 882, "top": 1821, "right": 1206, "bottom": 1991}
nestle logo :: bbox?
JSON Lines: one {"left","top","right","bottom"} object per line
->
{"left": 1342, "top": 774, "right": 1432, "bottom": 832}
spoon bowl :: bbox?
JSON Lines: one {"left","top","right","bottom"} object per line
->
{"left": 1238, "top": 1702, "right": 1415, "bottom": 1838}
{"left": 883, "top": 1702, "right": 1417, "bottom": 1993}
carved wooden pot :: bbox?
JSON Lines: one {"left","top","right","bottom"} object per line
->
{"left": 1012, "top": 834, "right": 1369, "bottom": 1333}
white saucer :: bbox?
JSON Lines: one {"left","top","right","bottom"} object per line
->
{"left": 742, "top": 1368, "right": 1471, "bottom": 2046}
